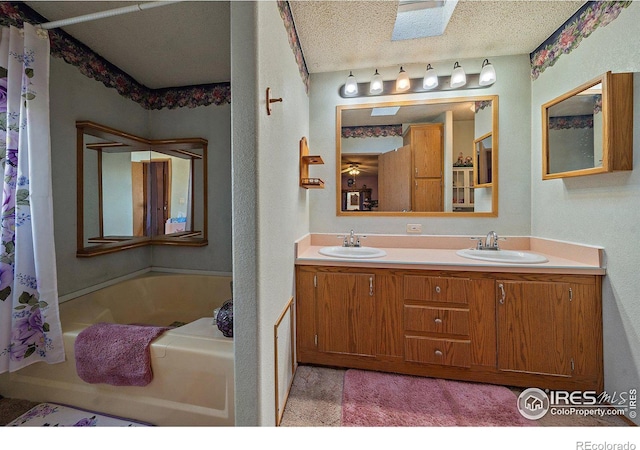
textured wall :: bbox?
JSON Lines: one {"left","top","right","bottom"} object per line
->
{"left": 255, "top": 1, "right": 310, "bottom": 425}
{"left": 308, "top": 55, "right": 532, "bottom": 236}
{"left": 531, "top": 2, "right": 640, "bottom": 425}
{"left": 50, "top": 57, "right": 152, "bottom": 296}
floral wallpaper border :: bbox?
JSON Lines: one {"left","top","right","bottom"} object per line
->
{"left": 0, "top": 2, "right": 230, "bottom": 110}
{"left": 549, "top": 115, "right": 594, "bottom": 130}
{"left": 475, "top": 100, "right": 492, "bottom": 113}
{"left": 277, "top": 1, "right": 310, "bottom": 94}
{"left": 342, "top": 125, "right": 403, "bottom": 139}
{"left": 530, "top": 1, "right": 631, "bottom": 80}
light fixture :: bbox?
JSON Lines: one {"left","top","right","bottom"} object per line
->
{"left": 339, "top": 58, "right": 497, "bottom": 98}
{"left": 348, "top": 165, "right": 360, "bottom": 176}
{"left": 395, "top": 66, "right": 410, "bottom": 92}
{"left": 370, "top": 69, "right": 383, "bottom": 95}
{"left": 479, "top": 59, "right": 496, "bottom": 86}
{"left": 422, "top": 64, "right": 438, "bottom": 90}
{"left": 450, "top": 61, "right": 466, "bottom": 89}
{"left": 345, "top": 71, "right": 358, "bottom": 96}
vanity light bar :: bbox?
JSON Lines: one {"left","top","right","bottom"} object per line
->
{"left": 340, "top": 73, "right": 491, "bottom": 98}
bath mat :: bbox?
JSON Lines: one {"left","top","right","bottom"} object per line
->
{"left": 341, "top": 369, "right": 537, "bottom": 427}
{"left": 75, "top": 323, "right": 169, "bottom": 386}
{"left": 6, "top": 402, "right": 150, "bottom": 427}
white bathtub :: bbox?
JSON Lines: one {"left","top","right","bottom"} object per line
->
{"left": 0, "top": 272, "right": 234, "bottom": 426}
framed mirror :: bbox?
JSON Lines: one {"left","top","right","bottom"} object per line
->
{"left": 474, "top": 132, "right": 493, "bottom": 187}
{"left": 76, "top": 121, "right": 208, "bottom": 257}
{"left": 336, "top": 96, "right": 498, "bottom": 216}
{"left": 542, "top": 71, "right": 633, "bottom": 179}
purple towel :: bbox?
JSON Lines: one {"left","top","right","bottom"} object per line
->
{"left": 74, "top": 323, "right": 169, "bottom": 387}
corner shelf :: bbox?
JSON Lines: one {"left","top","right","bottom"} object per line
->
{"left": 300, "top": 137, "right": 324, "bottom": 189}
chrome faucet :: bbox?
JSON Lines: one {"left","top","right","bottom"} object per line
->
{"left": 339, "top": 229, "right": 365, "bottom": 247}
{"left": 470, "top": 230, "right": 503, "bottom": 250}
{"left": 485, "top": 230, "right": 499, "bottom": 250}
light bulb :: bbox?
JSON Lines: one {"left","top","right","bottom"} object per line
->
{"left": 450, "top": 62, "right": 466, "bottom": 89}
{"left": 345, "top": 71, "right": 358, "bottom": 96}
{"left": 370, "top": 70, "right": 383, "bottom": 95}
{"left": 479, "top": 59, "right": 496, "bottom": 86}
{"left": 423, "top": 64, "right": 438, "bottom": 90}
{"left": 396, "top": 66, "right": 410, "bottom": 92}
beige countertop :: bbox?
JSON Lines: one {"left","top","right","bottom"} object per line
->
{"left": 295, "top": 234, "right": 606, "bottom": 275}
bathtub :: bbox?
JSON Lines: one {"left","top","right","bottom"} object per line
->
{"left": 0, "top": 271, "right": 234, "bottom": 426}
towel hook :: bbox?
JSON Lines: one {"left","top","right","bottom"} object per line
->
{"left": 266, "top": 87, "right": 283, "bottom": 115}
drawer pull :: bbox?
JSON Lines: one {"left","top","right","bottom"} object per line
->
{"left": 434, "top": 318, "right": 442, "bottom": 324}
{"left": 435, "top": 286, "right": 441, "bottom": 293}
{"left": 434, "top": 350, "right": 443, "bottom": 357}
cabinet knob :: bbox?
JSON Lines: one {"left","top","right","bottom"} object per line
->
{"left": 434, "top": 318, "right": 442, "bottom": 324}
{"left": 434, "top": 350, "right": 443, "bottom": 357}
{"left": 435, "top": 286, "right": 441, "bottom": 293}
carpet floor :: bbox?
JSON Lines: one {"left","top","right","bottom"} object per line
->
{"left": 280, "top": 365, "right": 632, "bottom": 427}
{"left": 341, "top": 369, "right": 536, "bottom": 426}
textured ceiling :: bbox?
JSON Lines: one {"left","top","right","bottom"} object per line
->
{"left": 290, "top": 0, "right": 585, "bottom": 73}
{"left": 23, "top": 1, "right": 585, "bottom": 88}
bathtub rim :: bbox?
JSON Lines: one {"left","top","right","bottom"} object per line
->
{"left": 58, "top": 267, "right": 233, "bottom": 304}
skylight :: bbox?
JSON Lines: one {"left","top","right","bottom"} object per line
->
{"left": 371, "top": 106, "right": 401, "bottom": 116}
{"left": 392, "top": 0, "right": 458, "bottom": 41}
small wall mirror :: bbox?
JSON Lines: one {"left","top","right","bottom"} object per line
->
{"left": 474, "top": 132, "right": 493, "bottom": 187}
{"left": 336, "top": 96, "right": 498, "bottom": 216}
{"left": 542, "top": 71, "right": 633, "bottom": 179}
{"left": 77, "top": 121, "right": 208, "bottom": 257}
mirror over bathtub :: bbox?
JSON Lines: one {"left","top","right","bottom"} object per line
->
{"left": 76, "top": 121, "right": 208, "bottom": 257}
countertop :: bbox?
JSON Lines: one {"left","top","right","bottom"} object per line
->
{"left": 294, "top": 234, "right": 606, "bottom": 275}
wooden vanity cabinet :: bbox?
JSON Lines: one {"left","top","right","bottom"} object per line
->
{"left": 295, "top": 266, "right": 603, "bottom": 392}
{"left": 315, "top": 272, "right": 376, "bottom": 357}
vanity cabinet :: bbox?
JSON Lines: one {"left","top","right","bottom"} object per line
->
{"left": 315, "top": 272, "right": 376, "bottom": 357}
{"left": 295, "top": 266, "right": 603, "bottom": 392}
{"left": 496, "top": 280, "right": 572, "bottom": 377}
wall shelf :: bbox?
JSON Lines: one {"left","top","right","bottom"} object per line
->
{"left": 300, "top": 137, "right": 324, "bottom": 189}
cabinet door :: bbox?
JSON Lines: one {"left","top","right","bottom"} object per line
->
{"left": 497, "top": 280, "right": 572, "bottom": 377}
{"left": 412, "top": 125, "right": 443, "bottom": 178}
{"left": 413, "top": 178, "right": 442, "bottom": 212}
{"left": 316, "top": 272, "right": 376, "bottom": 357}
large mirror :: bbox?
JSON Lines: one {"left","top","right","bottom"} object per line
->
{"left": 336, "top": 96, "right": 498, "bottom": 216}
{"left": 542, "top": 71, "right": 633, "bottom": 179}
{"left": 77, "top": 121, "right": 208, "bottom": 257}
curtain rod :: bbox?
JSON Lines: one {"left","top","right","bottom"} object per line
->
{"left": 38, "top": 1, "right": 184, "bottom": 30}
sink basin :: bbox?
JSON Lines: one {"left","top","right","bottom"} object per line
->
{"left": 319, "top": 246, "right": 387, "bottom": 259}
{"left": 456, "top": 248, "right": 548, "bottom": 264}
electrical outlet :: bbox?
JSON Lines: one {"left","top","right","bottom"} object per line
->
{"left": 406, "top": 224, "right": 422, "bottom": 234}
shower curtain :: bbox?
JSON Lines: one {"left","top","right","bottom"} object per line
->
{"left": 0, "top": 24, "right": 64, "bottom": 372}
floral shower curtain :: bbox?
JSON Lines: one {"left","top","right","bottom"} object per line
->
{"left": 0, "top": 23, "right": 64, "bottom": 372}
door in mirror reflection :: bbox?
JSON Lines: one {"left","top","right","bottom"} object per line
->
{"left": 337, "top": 96, "right": 498, "bottom": 216}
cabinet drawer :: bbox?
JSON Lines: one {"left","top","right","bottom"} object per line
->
{"left": 405, "top": 336, "right": 471, "bottom": 368}
{"left": 404, "top": 276, "right": 470, "bottom": 304}
{"left": 404, "top": 305, "right": 469, "bottom": 336}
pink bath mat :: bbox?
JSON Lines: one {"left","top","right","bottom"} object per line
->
{"left": 341, "top": 369, "right": 537, "bottom": 427}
